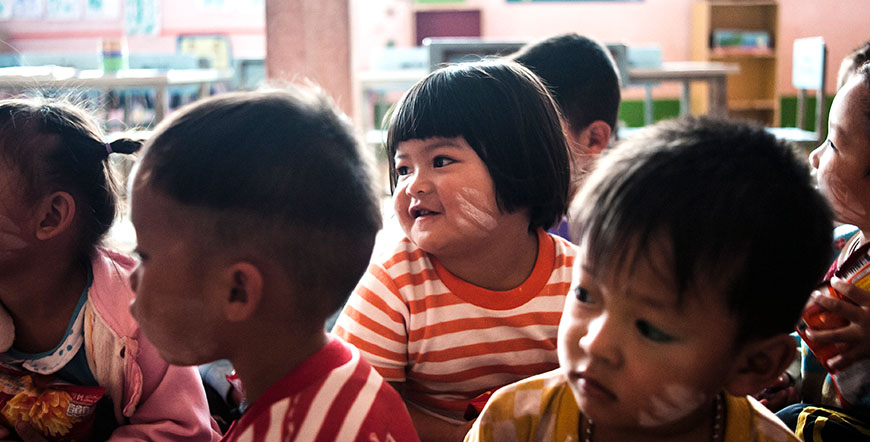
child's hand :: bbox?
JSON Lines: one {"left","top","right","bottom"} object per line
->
{"left": 0, "top": 423, "right": 49, "bottom": 442}
{"left": 754, "top": 372, "right": 799, "bottom": 412}
{"left": 806, "top": 277, "right": 870, "bottom": 370}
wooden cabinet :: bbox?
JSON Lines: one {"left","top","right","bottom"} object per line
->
{"left": 691, "top": 0, "right": 779, "bottom": 126}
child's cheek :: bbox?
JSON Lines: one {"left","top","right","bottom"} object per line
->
{"left": 637, "top": 384, "right": 705, "bottom": 427}
{"left": 452, "top": 187, "right": 498, "bottom": 232}
{"left": 819, "top": 174, "right": 869, "bottom": 222}
{"left": 0, "top": 216, "right": 27, "bottom": 258}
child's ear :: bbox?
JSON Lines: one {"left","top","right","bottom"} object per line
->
{"left": 724, "top": 334, "right": 797, "bottom": 396}
{"left": 222, "top": 262, "right": 263, "bottom": 322}
{"left": 34, "top": 191, "right": 76, "bottom": 241}
{"left": 580, "top": 120, "right": 612, "bottom": 156}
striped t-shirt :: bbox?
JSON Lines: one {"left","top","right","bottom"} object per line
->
{"left": 220, "top": 336, "right": 419, "bottom": 442}
{"left": 333, "top": 228, "right": 577, "bottom": 423}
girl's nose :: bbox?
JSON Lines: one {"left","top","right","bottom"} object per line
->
{"left": 405, "top": 170, "right": 433, "bottom": 195}
{"left": 808, "top": 143, "right": 825, "bottom": 169}
{"left": 579, "top": 314, "right": 622, "bottom": 367}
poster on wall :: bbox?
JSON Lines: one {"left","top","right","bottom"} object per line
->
{"left": 46, "top": 0, "right": 80, "bottom": 20}
{"left": 10, "top": 0, "right": 42, "bottom": 19}
{"left": 85, "top": 0, "right": 121, "bottom": 19}
{"left": 125, "top": 0, "right": 159, "bottom": 35}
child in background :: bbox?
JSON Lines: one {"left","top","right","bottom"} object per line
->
{"left": 0, "top": 98, "right": 218, "bottom": 441}
{"left": 837, "top": 41, "right": 870, "bottom": 91}
{"left": 128, "top": 88, "right": 419, "bottom": 442}
{"left": 333, "top": 60, "right": 576, "bottom": 441}
{"left": 773, "top": 62, "right": 870, "bottom": 439}
{"left": 511, "top": 33, "right": 621, "bottom": 207}
{"left": 466, "top": 117, "right": 833, "bottom": 442}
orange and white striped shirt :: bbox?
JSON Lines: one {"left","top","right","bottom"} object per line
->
{"left": 333, "top": 228, "right": 577, "bottom": 423}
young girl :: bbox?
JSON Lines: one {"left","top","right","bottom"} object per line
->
{"left": 0, "top": 98, "right": 218, "bottom": 441}
{"left": 333, "top": 60, "right": 576, "bottom": 441}
{"left": 772, "top": 62, "right": 870, "bottom": 438}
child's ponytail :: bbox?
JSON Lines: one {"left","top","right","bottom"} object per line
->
{"left": 0, "top": 98, "right": 144, "bottom": 260}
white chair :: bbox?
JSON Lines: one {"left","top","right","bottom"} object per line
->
{"left": 768, "top": 37, "right": 827, "bottom": 144}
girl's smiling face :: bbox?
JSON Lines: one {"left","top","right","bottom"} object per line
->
{"left": 392, "top": 137, "right": 524, "bottom": 259}
{"left": 558, "top": 237, "right": 740, "bottom": 435}
{"left": 810, "top": 76, "right": 870, "bottom": 230}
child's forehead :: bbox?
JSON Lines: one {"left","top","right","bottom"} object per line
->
{"left": 576, "top": 235, "right": 727, "bottom": 310}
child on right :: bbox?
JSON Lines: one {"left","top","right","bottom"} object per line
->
{"left": 128, "top": 87, "right": 419, "bottom": 442}
{"left": 771, "top": 62, "right": 870, "bottom": 439}
{"left": 466, "top": 116, "right": 833, "bottom": 442}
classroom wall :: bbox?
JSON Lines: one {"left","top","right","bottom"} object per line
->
{"left": 354, "top": 0, "right": 867, "bottom": 98}
{"left": 0, "top": 0, "right": 265, "bottom": 58}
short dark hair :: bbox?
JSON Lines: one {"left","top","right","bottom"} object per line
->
{"left": 512, "top": 33, "right": 621, "bottom": 132}
{"left": 136, "top": 87, "right": 382, "bottom": 320}
{"left": 0, "top": 97, "right": 142, "bottom": 261}
{"left": 386, "top": 60, "right": 570, "bottom": 230}
{"left": 573, "top": 116, "right": 833, "bottom": 343}
{"left": 838, "top": 41, "right": 870, "bottom": 90}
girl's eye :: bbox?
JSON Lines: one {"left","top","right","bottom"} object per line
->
{"left": 636, "top": 320, "right": 675, "bottom": 343}
{"left": 395, "top": 165, "right": 410, "bottom": 176}
{"left": 575, "top": 286, "right": 594, "bottom": 304}
{"left": 433, "top": 156, "right": 455, "bottom": 168}
{"left": 827, "top": 139, "right": 838, "bottom": 151}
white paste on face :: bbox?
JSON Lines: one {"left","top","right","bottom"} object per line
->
{"left": 637, "top": 384, "right": 706, "bottom": 427}
{"left": 819, "top": 173, "right": 869, "bottom": 224}
{"left": 453, "top": 188, "right": 498, "bottom": 232}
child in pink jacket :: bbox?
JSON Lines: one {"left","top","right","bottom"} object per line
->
{"left": 0, "top": 98, "right": 219, "bottom": 441}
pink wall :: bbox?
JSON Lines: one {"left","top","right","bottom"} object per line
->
{"left": 354, "top": 0, "right": 865, "bottom": 98}
{"left": 0, "top": 0, "right": 265, "bottom": 57}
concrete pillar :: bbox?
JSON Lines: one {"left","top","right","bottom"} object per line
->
{"left": 265, "top": 0, "right": 353, "bottom": 116}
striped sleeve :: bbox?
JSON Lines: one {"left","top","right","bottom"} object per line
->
{"left": 334, "top": 248, "right": 414, "bottom": 382}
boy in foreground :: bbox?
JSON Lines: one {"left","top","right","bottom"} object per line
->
{"left": 128, "top": 88, "right": 419, "bottom": 441}
{"left": 466, "top": 117, "right": 833, "bottom": 442}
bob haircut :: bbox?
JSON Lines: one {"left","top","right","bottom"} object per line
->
{"left": 573, "top": 116, "right": 833, "bottom": 343}
{"left": 134, "top": 87, "right": 382, "bottom": 320}
{"left": 385, "top": 60, "right": 570, "bottom": 231}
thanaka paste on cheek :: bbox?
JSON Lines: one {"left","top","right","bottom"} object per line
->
{"left": 453, "top": 188, "right": 497, "bottom": 232}
{"left": 637, "top": 384, "right": 705, "bottom": 427}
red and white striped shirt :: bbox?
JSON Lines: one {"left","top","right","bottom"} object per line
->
{"left": 333, "top": 229, "right": 577, "bottom": 422}
{"left": 220, "top": 336, "right": 419, "bottom": 442}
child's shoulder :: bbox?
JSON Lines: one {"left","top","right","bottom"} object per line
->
{"left": 86, "top": 248, "right": 139, "bottom": 333}
{"left": 723, "top": 394, "right": 800, "bottom": 442}
{"left": 471, "top": 370, "right": 580, "bottom": 442}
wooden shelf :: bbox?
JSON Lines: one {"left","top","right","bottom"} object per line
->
{"left": 692, "top": 0, "right": 779, "bottom": 126}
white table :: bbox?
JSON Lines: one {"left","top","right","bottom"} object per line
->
{"left": 358, "top": 61, "right": 740, "bottom": 138}
{"left": 627, "top": 61, "right": 740, "bottom": 124}
{"left": 0, "top": 66, "right": 234, "bottom": 123}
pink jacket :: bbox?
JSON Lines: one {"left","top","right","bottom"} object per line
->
{"left": 84, "top": 248, "right": 220, "bottom": 441}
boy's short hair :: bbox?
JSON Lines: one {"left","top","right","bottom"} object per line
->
{"left": 385, "top": 60, "right": 570, "bottom": 230}
{"left": 136, "top": 88, "right": 382, "bottom": 319}
{"left": 838, "top": 41, "right": 870, "bottom": 90}
{"left": 573, "top": 117, "right": 833, "bottom": 343}
{"left": 511, "top": 33, "right": 621, "bottom": 132}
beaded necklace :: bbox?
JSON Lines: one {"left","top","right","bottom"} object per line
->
{"left": 583, "top": 392, "right": 725, "bottom": 442}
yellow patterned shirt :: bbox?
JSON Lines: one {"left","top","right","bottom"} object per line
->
{"left": 464, "top": 369, "right": 800, "bottom": 442}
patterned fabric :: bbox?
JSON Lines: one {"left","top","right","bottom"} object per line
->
{"left": 220, "top": 336, "right": 418, "bottom": 442}
{"left": 778, "top": 403, "right": 870, "bottom": 441}
{"left": 466, "top": 370, "right": 800, "bottom": 442}
{"left": 1, "top": 270, "right": 92, "bottom": 379}
{"left": 334, "top": 229, "right": 577, "bottom": 422}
